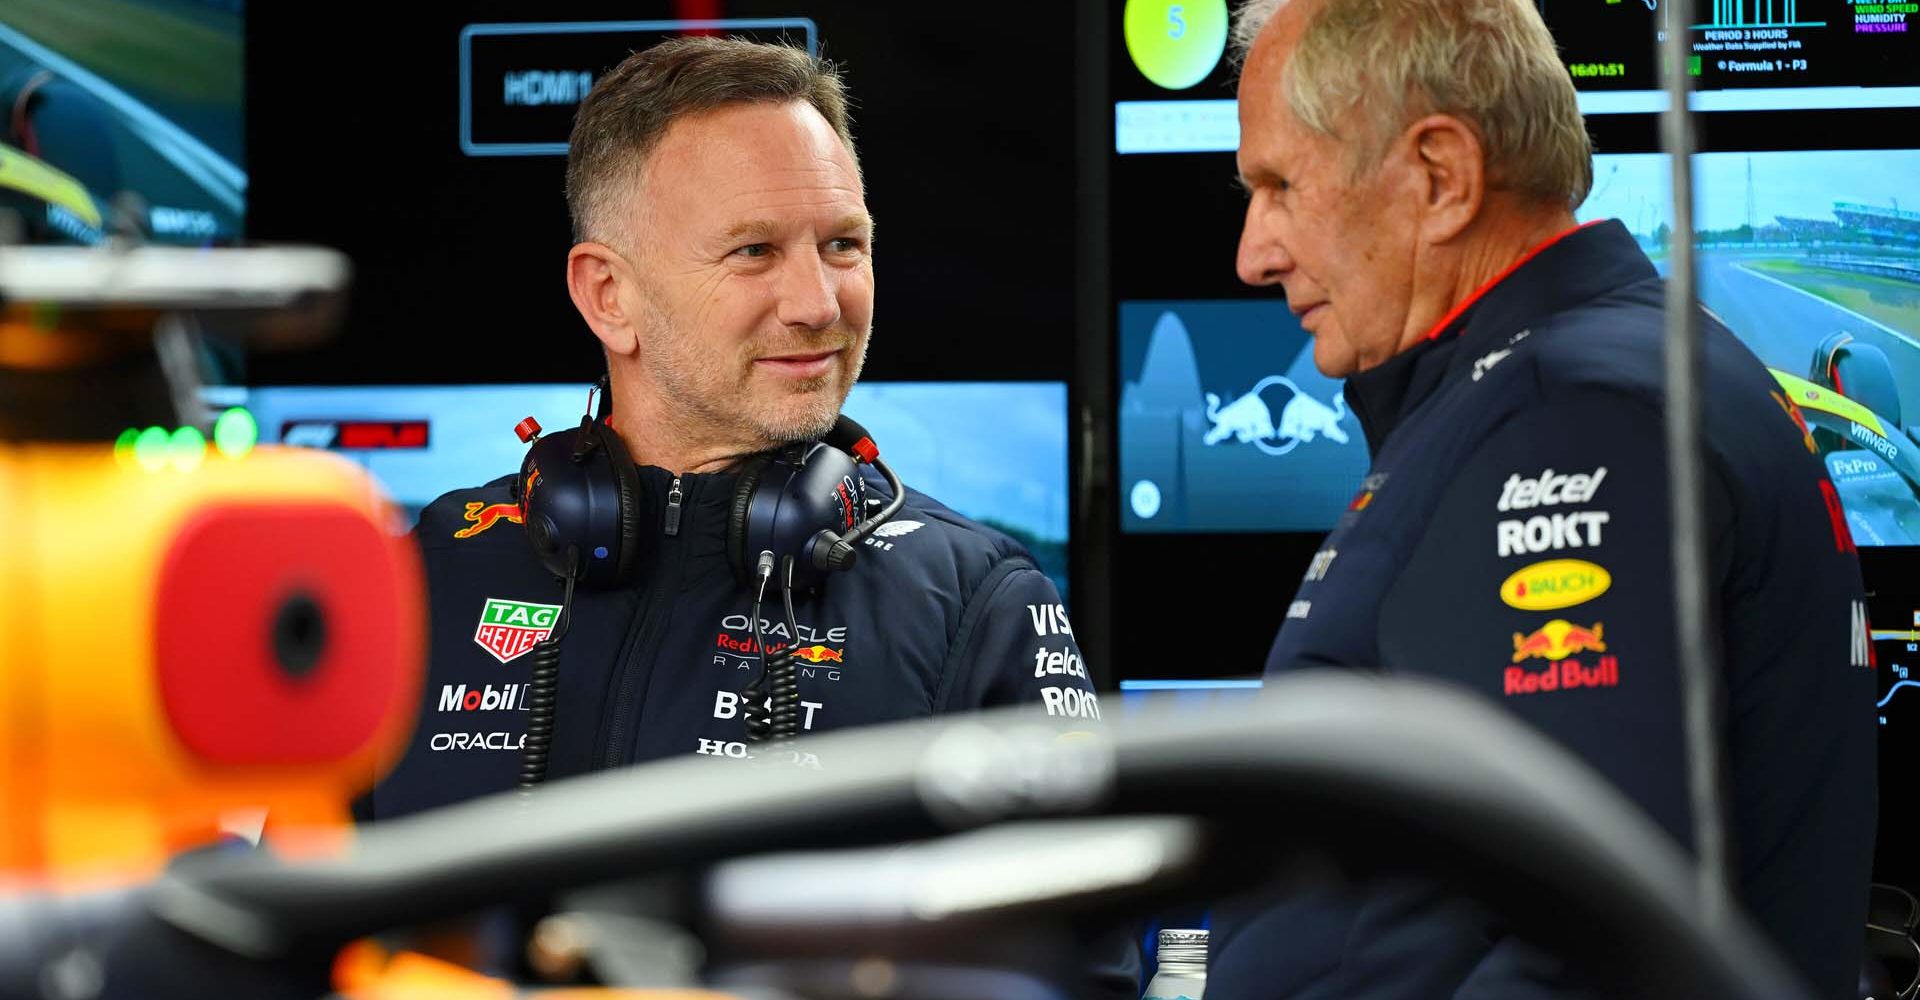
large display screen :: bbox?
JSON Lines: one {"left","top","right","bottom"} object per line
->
{"left": 1860, "top": 547, "right": 1920, "bottom": 892}
{"left": 1539, "top": 0, "right": 1917, "bottom": 95}
{"left": 0, "top": 0, "right": 243, "bottom": 245}
{"left": 1101, "top": 0, "right": 1918, "bottom": 675}
{"left": 1117, "top": 301, "right": 1368, "bottom": 533}
{"left": 209, "top": 381, "right": 1073, "bottom": 601}
{"left": 1578, "top": 147, "right": 1920, "bottom": 545}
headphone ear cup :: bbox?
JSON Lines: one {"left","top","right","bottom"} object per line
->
{"left": 728, "top": 455, "right": 771, "bottom": 587}
{"left": 592, "top": 422, "right": 644, "bottom": 585}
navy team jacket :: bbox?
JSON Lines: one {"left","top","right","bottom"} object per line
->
{"left": 365, "top": 462, "right": 1102, "bottom": 816}
{"left": 362, "top": 460, "right": 1135, "bottom": 997}
{"left": 1208, "top": 220, "right": 1876, "bottom": 999}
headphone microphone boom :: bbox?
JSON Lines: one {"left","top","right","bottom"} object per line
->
{"left": 794, "top": 414, "right": 907, "bottom": 576}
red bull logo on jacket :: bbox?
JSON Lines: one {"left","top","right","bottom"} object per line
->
{"left": 793, "top": 645, "right": 845, "bottom": 664}
{"left": 1511, "top": 620, "right": 1606, "bottom": 662}
{"left": 1506, "top": 620, "right": 1619, "bottom": 696}
{"left": 453, "top": 501, "right": 523, "bottom": 539}
{"left": 1505, "top": 656, "right": 1620, "bottom": 697}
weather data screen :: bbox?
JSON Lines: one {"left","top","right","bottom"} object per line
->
{"left": 1540, "top": 0, "right": 1916, "bottom": 93}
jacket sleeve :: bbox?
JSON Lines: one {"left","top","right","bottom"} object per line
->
{"left": 1377, "top": 387, "right": 1736, "bottom": 847}
{"left": 934, "top": 559, "right": 1135, "bottom": 998}
{"left": 935, "top": 561, "right": 1105, "bottom": 727}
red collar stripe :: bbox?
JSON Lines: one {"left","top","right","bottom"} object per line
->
{"left": 1423, "top": 219, "right": 1607, "bottom": 341}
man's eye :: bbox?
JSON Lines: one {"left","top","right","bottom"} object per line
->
{"left": 830, "top": 238, "right": 865, "bottom": 253}
{"left": 734, "top": 244, "right": 771, "bottom": 258}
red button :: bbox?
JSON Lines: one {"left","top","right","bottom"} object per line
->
{"left": 154, "top": 502, "right": 421, "bottom": 764}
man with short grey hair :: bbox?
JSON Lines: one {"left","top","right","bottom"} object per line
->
{"left": 1211, "top": 0, "right": 1874, "bottom": 996}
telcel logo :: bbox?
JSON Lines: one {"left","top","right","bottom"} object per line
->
{"left": 1499, "top": 558, "right": 1611, "bottom": 611}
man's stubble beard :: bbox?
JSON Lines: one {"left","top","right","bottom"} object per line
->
{"left": 641, "top": 298, "right": 871, "bottom": 451}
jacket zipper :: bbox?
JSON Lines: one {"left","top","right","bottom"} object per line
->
{"left": 600, "top": 475, "right": 686, "bottom": 767}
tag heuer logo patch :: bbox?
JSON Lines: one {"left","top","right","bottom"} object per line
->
{"left": 474, "top": 597, "right": 562, "bottom": 664}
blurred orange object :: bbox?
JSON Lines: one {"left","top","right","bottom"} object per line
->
{"left": 0, "top": 443, "right": 424, "bottom": 884}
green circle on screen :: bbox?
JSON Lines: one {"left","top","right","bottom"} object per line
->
{"left": 1124, "top": 0, "right": 1229, "bottom": 91}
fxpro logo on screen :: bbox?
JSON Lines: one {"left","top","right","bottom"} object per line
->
{"left": 1118, "top": 301, "right": 1370, "bottom": 533}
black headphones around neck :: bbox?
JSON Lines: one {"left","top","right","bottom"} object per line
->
{"left": 509, "top": 380, "right": 905, "bottom": 788}
{"left": 511, "top": 382, "right": 904, "bottom": 592}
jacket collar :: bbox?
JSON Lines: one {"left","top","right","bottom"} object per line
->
{"left": 1344, "top": 219, "right": 1654, "bottom": 451}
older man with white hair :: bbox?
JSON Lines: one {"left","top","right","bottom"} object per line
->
{"left": 1212, "top": 0, "right": 1876, "bottom": 996}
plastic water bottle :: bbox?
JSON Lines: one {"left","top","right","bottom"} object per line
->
{"left": 1143, "top": 928, "right": 1207, "bottom": 1000}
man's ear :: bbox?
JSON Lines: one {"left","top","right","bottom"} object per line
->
{"left": 1405, "top": 113, "right": 1485, "bottom": 246}
{"left": 566, "top": 242, "right": 639, "bottom": 357}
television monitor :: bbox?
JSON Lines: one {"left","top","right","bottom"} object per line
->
{"left": 1537, "top": 0, "right": 1919, "bottom": 105}
{"left": 1100, "top": 0, "right": 1920, "bottom": 677}
{"left": 1108, "top": 0, "right": 1919, "bottom": 161}
{"left": 208, "top": 381, "right": 1073, "bottom": 601}
{"left": 1578, "top": 147, "right": 1920, "bottom": 545}
{"left": 1858, "top": 547, "right": 1920, "bottom": 893}
{"left": 0, "top": 0, "right": 243, "bottom": 245}
{"left": 1118, "top": 301, "right": 1369, "bottom": 533}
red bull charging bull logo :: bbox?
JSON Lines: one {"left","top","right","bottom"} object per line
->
{"left": 454, "top": 501, "right": 524, "bottom": 539}
{"left": 1511, "top": 620, "right": 1606, "bottom": 662}
{"left": 1506, "top": 619, "right": 1619, "bottom": 696}
{"left": 792, "top": 645, "right": 845, "bottom": 665}
{"left": 1202, "top": 375, "right": 1351, "bottom": 456}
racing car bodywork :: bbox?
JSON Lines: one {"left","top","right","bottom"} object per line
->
{"left": 1770, "top": 332, "right": 1920, "bottom": 545}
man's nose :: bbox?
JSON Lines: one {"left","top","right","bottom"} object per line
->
{"left": 1236, "top": 200, "right": 1292, "bottom": 288}
{"left": 775, "top": 250, "right": 843, "bottom": 331}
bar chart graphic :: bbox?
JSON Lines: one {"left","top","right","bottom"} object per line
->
{"left": 1697, "top": 0, "right": 1825, "bottom": 28}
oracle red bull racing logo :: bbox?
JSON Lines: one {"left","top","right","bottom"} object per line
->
{"left": 473, "top": 597, "right": 562, "bottom": 663}
{"left": 713, "top": 615, "right": 851, "bottom": 680}
{"left": 1506, "top": 619, "right": 1619, "bottom": 696}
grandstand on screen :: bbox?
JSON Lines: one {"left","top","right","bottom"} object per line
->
{"left": 1832, "top": 203, "right": 1920, "bottom": 245}
{"left": 1768, "top": 202, "right": 1920, "bottom": 252}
